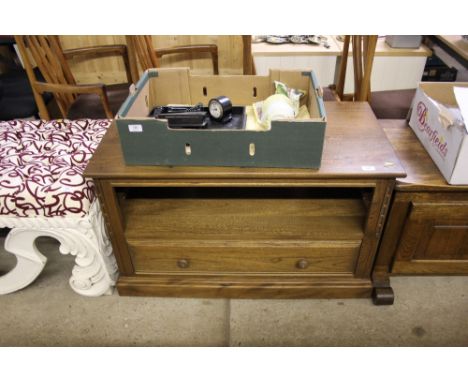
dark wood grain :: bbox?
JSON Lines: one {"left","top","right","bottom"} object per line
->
{"left": 123, "top": 197, "right": 366, "bottom": 242}
{"left": 374, "top": 120, "right": 468, "bottom": 278}
{"left": 129, "top": 240, "right": 361, "bottom": 274}
{"left": 381, "top": 119, "right": 468, "bottom": 192}
{"left": 335, "top": 36, "right": 350, "bottom": 100}
{"left": 117, "top": 274, "right": 373, "bottom": 299}
{"left": 355, "top": 179, "right": 394, "bottom": 278}
{"left": 242, "top": 35, "right": 255, "bottom": 75}
{"left": 392, "top": 194, "right": 468, "bottom": 274}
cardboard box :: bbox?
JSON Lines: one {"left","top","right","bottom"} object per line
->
{"left": 409, "top": 82, "right": 468, "bottom": 184}
{"left": 116, "top": 68, "right": 326, "bottom": 168}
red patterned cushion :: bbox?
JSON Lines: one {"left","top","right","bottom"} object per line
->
{"left": 0, "top": 119, "right": 111, "bottom": 217}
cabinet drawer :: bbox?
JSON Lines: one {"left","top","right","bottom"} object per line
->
{"left": 129, "top": 241, "right": 361, "bottom": 274}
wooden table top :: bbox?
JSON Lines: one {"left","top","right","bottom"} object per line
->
{"left": 381, "top": 119, "right": 468, "bottom": 192}
{"left": 333, "top": 36, "right": 432, "bottom": 57}
{"left": 85, "top": 102, "right": 406, "bottom": 181}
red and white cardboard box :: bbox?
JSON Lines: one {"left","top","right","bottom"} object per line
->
{"left": 409, "top": 82, "right": 468, "bottom": 185}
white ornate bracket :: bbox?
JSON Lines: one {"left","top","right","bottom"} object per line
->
{"left": 0, "top": 200, "right": 118, "bottom": 296}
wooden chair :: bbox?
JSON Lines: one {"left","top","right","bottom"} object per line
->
{"left": 128, "top": 35, "right": 219, "bottom": 74}
{"left": 325, "top": 35, "right": 417, "bottom": 119}
{"left": 15, "top": 36, "right": 132, "bottom": 120}
{"left": 326, "top": 35, "right": 378, "bottom": 102}
{"left": 242, "top": 35, "right": 256, "bottom": 75}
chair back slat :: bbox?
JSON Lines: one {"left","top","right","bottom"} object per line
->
{"left": 19, "top": 35, "right": 77, "bottom": 115}
{"left": 360, "top": 36, "right": 378, "bottom": 102}
{"left": 242, "top": 35, "right": 255, "bottom": 75}
{"left": 130, "top": 35, "right": 159, "bottom": 71}
{"left": 129, "top": 35, "right": 219, "bottom": 75}
{"left": 335, "top": 35, "right": 378, "bottom": 102}
{"left": 335, "top": 36, "right": 350, "bottom": 100}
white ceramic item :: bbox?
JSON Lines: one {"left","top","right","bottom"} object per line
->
{"left": 261, "top": 94, "right": 295, "bottom": 127}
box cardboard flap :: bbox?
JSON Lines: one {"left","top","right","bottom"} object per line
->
{"left": 117, "top": 71, "right": 152, "bottom": 118}
{"left": 450, "top": 137, "right": 468, "bottom": 184}
{"left": 454, "top": 87, "right": 468, "bottom": 133}
{"left": 418, "top": 82, "right": 468, "bottom": 106}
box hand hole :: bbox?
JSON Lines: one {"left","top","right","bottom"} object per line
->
{"left": 253, "top": 87, "right": 257, "bottom": 97}
{"left": 185, "top": 143, "right": 191, "bottom": 155}
{"left": 249, "top": 143, "right": 255, "bottom": 157}
{"left": 203, "top": 87, "right": 207, "bottom": 96}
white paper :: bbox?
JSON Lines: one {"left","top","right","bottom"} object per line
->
{"left": 128, "top": 124, "right": 143, "bottom": 133}
{"left": 453, "top": 87, "right": 468, "bottom": 133}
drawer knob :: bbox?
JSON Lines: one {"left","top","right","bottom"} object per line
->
{"left": 177, "top": 259, "right": 190, "bottom": 269}
{"left": 296, "top": 259, "right": 309, "bottom": 269}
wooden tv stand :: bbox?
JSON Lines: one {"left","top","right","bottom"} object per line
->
{"left": 85, "top": 102, "right": 405, "bottom": 304}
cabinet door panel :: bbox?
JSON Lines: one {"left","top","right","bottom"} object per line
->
{"left": 392, "top": 201, "right": 468, "bottom": 274}
{"left": 417, "top": 225, "right": 468, "bottom": 260}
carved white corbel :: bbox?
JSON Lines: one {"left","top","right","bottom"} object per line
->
{"left": 0, "top": 200, "right": 118, "bottom": 296}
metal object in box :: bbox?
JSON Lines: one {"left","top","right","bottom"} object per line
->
{"left": 116, "top": 68, "right": 326, "bottom": 168}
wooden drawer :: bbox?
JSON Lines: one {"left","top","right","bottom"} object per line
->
{"left": 129, "top": 240, "right": 361, "bottom": 274}
{"left": 392, "top": 200, "right": 468, "bottom": 274}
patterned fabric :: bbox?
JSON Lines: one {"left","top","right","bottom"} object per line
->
{"left": 0, "top": 119, "right": 111, "bottom": 217}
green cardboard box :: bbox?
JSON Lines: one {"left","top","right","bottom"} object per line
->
{"left": 116, "top": 68, "right": 327, "bottom": 168}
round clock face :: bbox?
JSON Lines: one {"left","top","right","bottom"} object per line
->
{"left": 208, "top": 96, "right": 232, "bottom": 121}
{"left": 209, "top": 100, "right": 223, "bottom": 119}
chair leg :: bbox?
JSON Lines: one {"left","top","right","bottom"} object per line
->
{"left": 0, "top": 201, "right": 118, "bottom": 296}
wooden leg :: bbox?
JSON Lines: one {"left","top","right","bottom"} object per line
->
{"left": 370, "top": 195, "right": 411, "bottom": 306}
{"left": 372, "top": 286, "right": 394, "bottom": 305}
{"left": 372, "top": 273, "right": 394, "bottom": 305}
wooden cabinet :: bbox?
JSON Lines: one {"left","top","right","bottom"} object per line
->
{"left": 382, "top": 194, "right": 468, "bottom": 274}
{"left": 85, "top": 103, "right": 405, "bottom": 303}
{"left": 375, "top": 121, "right": 468, "bottom": 289}
{"left": 394, "top": 197, "right": 468, "bottom": 273}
